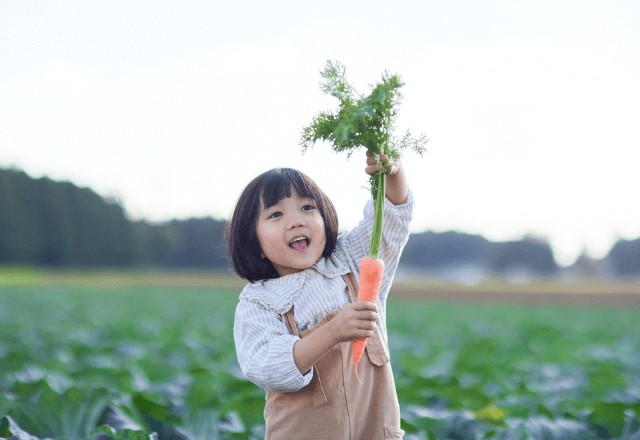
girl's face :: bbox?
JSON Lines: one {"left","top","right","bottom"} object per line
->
{"left": 256, "top": 189, "right": 327, "bottom": 278}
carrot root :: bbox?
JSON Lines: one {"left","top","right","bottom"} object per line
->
{"left": 353, "top": 338, "right": 366, "bottom": 383}
{"left": 352, "top": 258, "right": 384, "bottom": 382}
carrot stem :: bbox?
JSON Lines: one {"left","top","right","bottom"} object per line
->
{"left": 369, "top": 167, "right": 385, "bottom": 259}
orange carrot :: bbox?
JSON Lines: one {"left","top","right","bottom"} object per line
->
{"left": 353, "top": 257, "right": 384, "bottom": 383}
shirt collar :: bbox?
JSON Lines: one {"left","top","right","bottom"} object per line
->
{"left": 239, "top": 247, "right": 350, "bottom": 314}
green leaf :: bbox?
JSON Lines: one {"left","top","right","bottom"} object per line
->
{"left": 589, "top": 402, "right": 626, "bottom": 438}
{"left": 300, "top": 61, "right": 429, "bottom": 256}
{"left": 400, "top": 417, "right": 418, "bottom": 434}
{"left": 474, "top": 401, "right": 507, "bottom": 426}
{"left": 588, "top": 363, "right": 626, "bottom": 394}
{"left": 537, "top": 403, "right": 554, "bottom": 419}
{"left": 91, "top": 425, "right": 116, "bottom": 436}
{"left": 91, "top": 425, "right": 159, "bottom": 440}
{"left": 0, "top": 416, "right": 46, "bottom": 440}
{"left": 117, "top": 428, "right": 158, "bottom": 440}
{"left": 132, "top": 392, "right": 182, "bottom": 425}
{"left": 0, "top": 416, "right": 11, "bottom": 438}
{"left": 563, "top": 411, "right": 581, "bottom": 420}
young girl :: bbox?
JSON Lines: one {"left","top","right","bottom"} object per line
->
{"left": 227, "top": 151, "right": 413, "bottom": 439}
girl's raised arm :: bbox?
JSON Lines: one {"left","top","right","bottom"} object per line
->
{"left": 338, "top": 156, "right": 414, "bottom": 306}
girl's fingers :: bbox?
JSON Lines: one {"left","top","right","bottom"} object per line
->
{"left": 353, "top": 301, "right": 378, "bottom": 313}
{"left": 386, "top": 160, "right": 399, "bottom": 175}
{"left": 366, "top": 153, "right": 388, "bottom": 166}
{"left": 365, "top": 153, "right": 398, "bottom": 176}
{"left": 365, "top": 154, "right": 385, "bottom": 175}
{"left": 365, "top": 164, "right": 382, "bottom": 176}
{"left": 357, "top": 310, "right": 379, "bottom": 321}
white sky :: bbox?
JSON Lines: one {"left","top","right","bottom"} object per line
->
{"left": 1, "top": 1, "right": 639, "bottom": 266}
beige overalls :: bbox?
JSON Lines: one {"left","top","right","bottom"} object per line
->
{"left": 264, "top": 272, "right": 405, "bottom": 440}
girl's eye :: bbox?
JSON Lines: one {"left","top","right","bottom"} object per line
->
{"left": 268, "top": 211, "right": 282, "bottom": 219}
{"left": 302, "top": 204, "right": 314, "bottom": 211}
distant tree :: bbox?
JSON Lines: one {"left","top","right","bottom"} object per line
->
{"left": 569, "top": 250, "right": 600, "bottom": 278}
{"left": 170, "top": 217, "right": 228, "bottom": 267}
{"left": 400, "top": 230, "right": 558, "bottom": 277}
{"left": 0, "top": 169, "right": 48, "bottom": 263}
{"left": 130, "top": 221, "right": 176, "bottom": 266}
{"left": 35, "top": 178, "right": 75, "bottom": 264}
{"left": 64, "top": 183, "right": 134, "bottom": 265}
{"left": 400, "top": 230, "right": 492, "bottom": 268}
{"left": 607, "top": 238, "right": 640, "bottom": 276}
{"left": 489, "top": 236, "right": 557, "bottom": 276}
{"left": 131, "top": 217, "right": 229, "bottom": 268}
{"left": 132, "top": 217, "right": 229, "bottom": 269}
{"left": 0, "top": 168, "right": 134, "bottom": 266}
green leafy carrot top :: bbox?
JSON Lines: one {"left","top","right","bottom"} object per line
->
{"left": 300, "top": 60, "right": 427, "bottom": 259}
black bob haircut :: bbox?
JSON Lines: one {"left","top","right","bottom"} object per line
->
{"left": 225, "top": 168, "right": 339, "bottom": 283}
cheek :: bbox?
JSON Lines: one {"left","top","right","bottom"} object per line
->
{"left": 255, "top": 224, "right": 269, "bottom": 250}
{"left": 314, "top": 212, "right": 325, "bottom": 229}
{"left": 317, "top": 217, "right": 327, "bottom": 240}
{"left": 316, "top": 222, "right": 328, "bottom": 245}
{"left": 256, "top": 224, "right": 280, "bottom": 253}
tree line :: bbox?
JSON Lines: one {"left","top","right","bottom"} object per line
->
{"left": 1, "top": 167, "right": 638, "bottom": 276}
{"left": 0, "top": 168, "right": 227, "bottom": 268}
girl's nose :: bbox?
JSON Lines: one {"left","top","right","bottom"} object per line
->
{"left": 287, "top": 213, "right": 306, "bottom": 229}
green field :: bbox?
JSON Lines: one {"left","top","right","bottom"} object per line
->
{"left": 1, "top": 269, "right": 639, "bottom": 439}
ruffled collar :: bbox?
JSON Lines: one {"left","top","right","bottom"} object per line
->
{"left": 239, "top": 247, "right": 351, "bottom": 314}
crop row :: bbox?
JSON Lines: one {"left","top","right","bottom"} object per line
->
{"left": 1, "top": 286, "right": 639, "bottom": 439}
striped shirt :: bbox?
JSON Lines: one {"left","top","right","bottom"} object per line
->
{"left": 233, "top": 189, "right": 414, "bottom": 393}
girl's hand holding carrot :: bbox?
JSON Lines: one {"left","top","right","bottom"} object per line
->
{"left": 365, "top": 151, "right": 401, "bottom": 176}
{"left": 366, "top": 150, "right": 409, "bottom": 206}
{"left": 329, "top": 302, "right": 379, "bottom": 343}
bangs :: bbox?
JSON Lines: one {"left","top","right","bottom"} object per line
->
{"left": 259, "top": 168, "right": 319, "bottom": 210}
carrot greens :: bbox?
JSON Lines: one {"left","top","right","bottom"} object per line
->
{"left": 301, "top": 60, "right": 427, "bottom": 259}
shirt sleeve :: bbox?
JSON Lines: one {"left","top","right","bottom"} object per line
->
{"left": 234, "top": 299, "right": 314, "bottom": 393}
{"left": 340, "top": 188, "right": 414, "bottom": 305}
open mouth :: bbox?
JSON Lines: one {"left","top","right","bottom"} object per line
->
{"left": 289, "top": 237, "right": 310, "bottom": 252}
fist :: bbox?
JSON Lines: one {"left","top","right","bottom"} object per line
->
{"left": 331, "top": 301, "right": 379, "bottom": 343}
{"left": 365, "top": 150, "right": 400, "bottom": 176}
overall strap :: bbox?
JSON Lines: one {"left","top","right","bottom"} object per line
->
{"left": 342, "top": 272, "right": 390, "bottom": 366}
{"left": 282, "top": 306, "right": 299, "bottom": 337}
